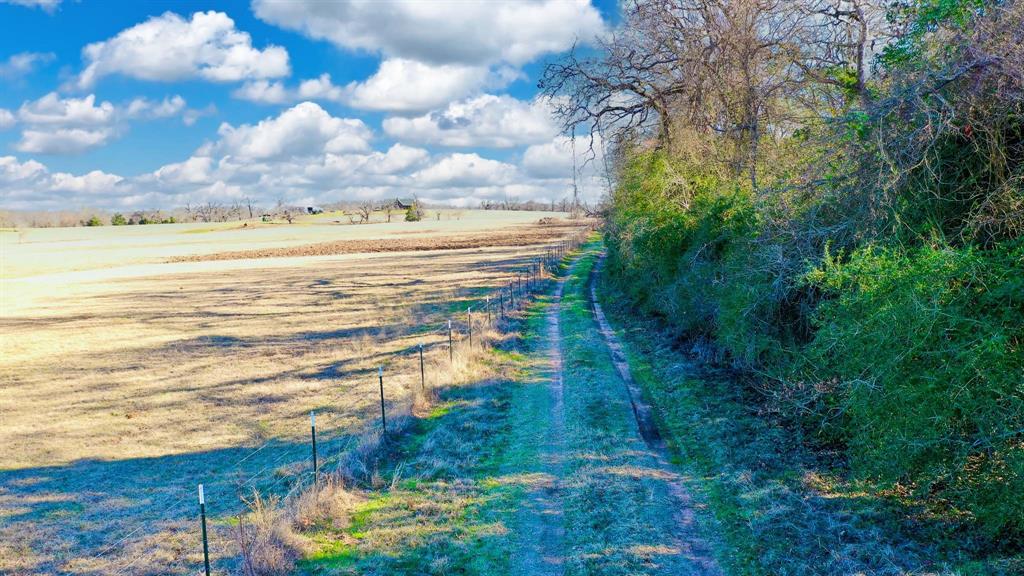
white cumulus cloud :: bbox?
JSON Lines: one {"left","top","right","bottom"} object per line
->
{"left": 125, "top": 95, "right": 187, "bottom": 119}
{"left": 0, "top": 0, "right": 60, "bottom": 12}
{"left": 252, "top": 0, "right": 604, "bottom": 67}
{"left": 232, "top": 73, "right": 346, "bottom": 105}
{"left": 0, "top": 155, "right": 48, "bottom": 182}
{"left": 0, "top": 109, "right": 15, "bottom": 130}
{"left": 252, "top": 0, "right": 604, "bottom": 112}
{"left": 49, "top": 170, "right": 124, "bottom": 194}
{"left": 412, "top": 153, "right": 517, "bottom": 188}
{"left": 10, "top": 92, "right": 194, "bottom": 154}
{"left": 345, "top": 59, "right": 493, "bottom": 113}
{"left": 211, "top": 101, "right": 372, "bottom": 160}
{"left": 383, "top": 94, "right": 558, "bottom": 147}
{"left": 232, "top": 80, "right": 291, "bottom": 105}
{"left": 523, "top": 137, "right": 576, "bottom": 179}
{"left": 297, "top": 74, "right": 346, "bottom": 102}
{"left": 0, "top": 155, "right": 126, "bottom": 210}
{"left": 0, "top": 52, "right": 55, "bottom": 79}
{"left": 17, "top": 93, "right": 115, "bottom": 126}
{"left": 74, "top": 11, "right": 289, "bottom": 89}
{"left": 15, "top": 127, "right": 117, "bottom": 154}
{"left": 152, "top": 156, "right": 215, "bottom": 185}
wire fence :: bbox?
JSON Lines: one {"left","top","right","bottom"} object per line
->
{"left": 90, "top": 230, "right": 591, "bottom": 576}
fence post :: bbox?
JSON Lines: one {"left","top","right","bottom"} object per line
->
{"left": 419, "top": 343, "right": 425, "bottom": 392}
{"left": 468, "top": 307, "right": 473, "bottom": 348}
{"left": 198, "top": 484, "right": 211, "bottom": 576}
{"left": 486, "top": 296, "right": 491, "bottom": 325}
{"left": 310, "top": 411, "right": 318, "bottom": 484}
{"left": 448, "top": 319, "right": 454, "bottom": 363}
{"left": 378, "top": 366, "right": 387, "bottom": 437}
{"left": 500, "top": 291, "right": 505, "bottom": 319}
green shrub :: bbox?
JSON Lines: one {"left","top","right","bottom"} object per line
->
{"left": 110, "top": 213, "right": 127, "bottom": 226}
{"left": 84, "top": 216, "right": 103, "bottom": 226}
{"left": 606, "top": 150, "right": 785, "bottom": 364}
{"left": 605, "top": 147, "right": 1024, "bottom": 537}
{"left": 800, "top": 240, "right": 1024, "bottom": 534}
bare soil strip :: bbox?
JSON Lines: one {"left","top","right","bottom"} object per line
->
{"left": 169, "top": 227, "right": 580, "bottom": 263}
{"left": 588, "top": 255, "right": 665, "bottom": 449}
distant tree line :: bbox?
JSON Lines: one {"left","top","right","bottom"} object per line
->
{"left": 479, "top": 196, "right": 594, "bottom": 216}
{"left": 1, "top": 193, "right": 580, "bottom": 229}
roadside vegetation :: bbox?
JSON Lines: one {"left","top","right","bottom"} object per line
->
{"left": 542, "top": 0, "right": 1023, "bottom": 571}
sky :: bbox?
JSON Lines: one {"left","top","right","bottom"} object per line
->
{"left": 0, "top": 0, "right": 616, "bottom": 211}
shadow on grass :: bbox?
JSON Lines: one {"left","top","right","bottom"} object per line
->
{"left": 295, "top": 376, "right": 537, "bottom": 575}
{"left": 0, "top": 434, "right": 360, "bottom": 575}
{"left": 0, "top": 244, "right": 570, "bottom": 575}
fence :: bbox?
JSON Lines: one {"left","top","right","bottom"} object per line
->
{"left": 95, "top": 229, "right": 591, "bottom": 575}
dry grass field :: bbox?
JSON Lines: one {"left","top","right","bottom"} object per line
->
{"left": 0, "top": 210, "right": 583, "bottom": 575}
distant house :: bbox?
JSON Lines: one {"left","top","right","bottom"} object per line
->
{"left": 384, "top": 198, "right": 415, "bottom": 210}
{"left": 306, "top": 206, "right": 324, "bottom": 214}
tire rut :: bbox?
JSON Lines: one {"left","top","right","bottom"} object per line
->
{"left": 588, "top": 252, "right": 724, "bottom": 575}
{"left": 508, "top": 257, "right": 576, "bottom": 575}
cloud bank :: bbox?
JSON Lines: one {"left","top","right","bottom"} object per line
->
{"left": 3, "top": 102, "right": 605, "bottom": 210}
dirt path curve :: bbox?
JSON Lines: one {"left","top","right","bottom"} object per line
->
{"left": 588, "top": 252, "right": 724, "bottom": 575}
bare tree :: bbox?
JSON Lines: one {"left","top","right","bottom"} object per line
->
{"left": 541, "top": 0, "right": 893, "bottom": 189}
{"left": 356, "top": 202, "right": 373, "bottom": 224}
{"left": 192, "top": 202, "right": 223, "bottom": 223}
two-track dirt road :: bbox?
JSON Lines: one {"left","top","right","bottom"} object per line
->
{"left": 505, "top": 246, "right": 722, "bottom": 575}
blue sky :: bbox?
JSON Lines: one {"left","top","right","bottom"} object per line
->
{"left": 0, "top": 0, "right": 617, "bottom": 211}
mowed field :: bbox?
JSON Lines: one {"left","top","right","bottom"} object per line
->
{"left": 0, "top": 210, "right": 584, "bottom": 575}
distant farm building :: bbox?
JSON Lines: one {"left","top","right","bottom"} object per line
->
{"left": 383, "top": 198, "right": 415, "bottom": 210}
{"left": 306, "top": 206, "right": 324, "bottom": 214}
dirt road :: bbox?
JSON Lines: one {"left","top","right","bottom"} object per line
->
{"left": 505, "top": 247, "right": 722, "bottom": 575}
